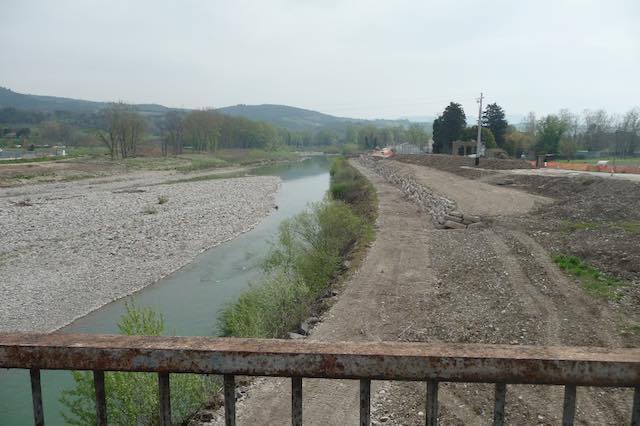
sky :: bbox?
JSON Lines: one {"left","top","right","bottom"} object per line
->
{"left": 2, "top": 0, "right": 639, "bottom": 120}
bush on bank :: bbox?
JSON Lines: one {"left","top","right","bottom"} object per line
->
{"left": 219, "top": 157, "right": 377, "bottom": 338}
{"left": 60, "top": 302, "right": 219, "bottom": 425}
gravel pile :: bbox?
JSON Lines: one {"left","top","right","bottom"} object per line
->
{"left": 0, "top": 174, "right": 280, "bottom": 332}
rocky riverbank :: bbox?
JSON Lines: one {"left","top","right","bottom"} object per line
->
{"left": 0, "top": 172, "right": 280, "bottom": 332}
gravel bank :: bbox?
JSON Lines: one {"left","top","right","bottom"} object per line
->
{"left": 0, "top": 173, "right": 280, "bottom": 332}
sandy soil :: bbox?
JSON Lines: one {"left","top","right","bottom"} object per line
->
{"left": 205, "top": 159, "right": 635, "bottom": 425}
{"left": 0, "top": 170, "right": 279, "bottom": 332}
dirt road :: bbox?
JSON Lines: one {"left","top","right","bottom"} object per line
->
{"left": 210, "top": 159, "right": 634, "bottom": 425}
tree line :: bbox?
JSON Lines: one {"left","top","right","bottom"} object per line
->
{"left": 432, "top": 101, "right": 640, "bottom": 158}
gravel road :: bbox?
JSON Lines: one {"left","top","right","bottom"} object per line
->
{"left": 208, "top": 159, "right": 634, "bottom": 425}
{"left": 0, "top": 171, "right": 279, "bottom": 332}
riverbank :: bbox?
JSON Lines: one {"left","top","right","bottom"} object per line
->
{"left": 0, "top": 170, "right": 280, "bottom": 332}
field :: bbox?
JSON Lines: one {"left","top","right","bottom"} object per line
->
{"left": 0, "top": 148, "right": 300, "bottom": 186}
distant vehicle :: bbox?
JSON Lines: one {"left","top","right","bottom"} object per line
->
{"left": 371, "top": 147, "right": 395, "bottom": 159}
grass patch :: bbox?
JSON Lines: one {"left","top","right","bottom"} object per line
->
{"left": 554, "top": 254, "right": 625, "bottom": 301}
{"left": 329, "top": 157, "right": 378, "bottom": 222}
{"left": 157, "top": 195, "right": 169, "bottom": 205}
{"left": 219, "top": 157, "right": 377, "bottom": 338}
{"left": 143, "top": 206, "right": 158, "bottom": 215}
{"left": 0, "top": 156, "right": 67, "bottom": 164}
{"left": 162, "top": 171, "right": 249, "bottom": 185}
{"left": 562, "top": 220, "right": 601, "bottom": 232}
{"left": 175, "top": 156, "right": 229, "bottom": 172}
{"left": 616, "top": 222, "right": 640, "bottom": 234}
{"left": 214, "top": 148, "right": 298, "bottom": 165}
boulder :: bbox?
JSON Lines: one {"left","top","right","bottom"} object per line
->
{"left": 288, "top": 332, "right": 305, "bottom": 340}
{"left": 443, "top": 220, "right": 466, "bottom": 230}
{"left": 449, "top": 210, "right": 463, "bottom": 218}
{"left": 443, "top": 214, "right": 463, "bottom": 223}
{"left": 463, "top": 214, "right": 482, "bottom": 223}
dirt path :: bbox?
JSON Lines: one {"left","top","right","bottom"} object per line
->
{"left": 209, "top": 160, "right": 634, "bottom": 425}
{"left": 399, "top": 162, "right": 552, "bottom": 217}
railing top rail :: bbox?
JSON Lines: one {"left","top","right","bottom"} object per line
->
{"left": 2, "top": 333, "right": 639, "bottom": 386}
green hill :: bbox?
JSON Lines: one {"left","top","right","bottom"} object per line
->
{"left": 217, "top": 104, "right": 413, "bottom": 133}
{"left": 0, "top": 87, "right": 418, "bottom": 132}
{"left": 0, "top": 87, "right": 170, "bottom": 116}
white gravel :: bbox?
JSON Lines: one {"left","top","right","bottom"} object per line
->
{"left": 0, "top": 173, "right": 280, "bottom": 332}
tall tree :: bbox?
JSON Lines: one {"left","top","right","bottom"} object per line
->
{"left": 432, "top": 102, "right": 466, "bottom": 153}
{"left": 482, "top": 103, "right": 508, "bottom": 148}
{"left": 536, "top": 114, "right": 568, "bottom": 154}
{"left": 462, "top": 126, "right": 496, "bottom": 148}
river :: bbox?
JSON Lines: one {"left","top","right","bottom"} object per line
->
{"left": 0, "top": 156, "right": 331, "bottom": 425}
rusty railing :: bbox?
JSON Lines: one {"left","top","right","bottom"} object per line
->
{"left": 1, "top": 333, "right": 639, "bottom": 425}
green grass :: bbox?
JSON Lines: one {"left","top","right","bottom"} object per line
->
{"left": 214, "top": 148, "right": 298, "bottom": 165}
{"left": 162, "top": 171, "right": 249, "bottom": 185}
{"left": 0, "top": 156, "right": 67, "bottom": 164}
{"left": 174, "top": 155, "right": 229, "bottom": 172}
{"left": 554, "top": 254, "right": 625, "bottom": 301}
{"left": 616, "top": 222, "right": 640, "bottom": 233}
{"left": 562, "top": 220, "right": 601, "bottom": 232}
{"left": 219, "top": 157, "right": 377, "bottom": 338}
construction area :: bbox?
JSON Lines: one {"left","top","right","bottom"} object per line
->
{"left": 201, "top": 153, "right": 640, "bottom": 425}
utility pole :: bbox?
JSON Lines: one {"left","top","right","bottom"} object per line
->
{"left": 475, "top": 92, "right": 483, "bottom": 166}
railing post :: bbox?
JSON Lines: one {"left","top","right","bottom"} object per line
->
{"left": 426, "top": 380, "right": 438, "bottom": 426}
{"left": 158, "top": 372, "right": 171, "bottom": 426}
{"left": 224, "top": 374, "right": 236, "bottom": 426}
{"left": 493, "top": 383, "right": 506, "bottom": 426}
{"left": 360, "top": 379, "right": 371, "bottom": 426}
{"left": 292, "top": 376, "right": 302, "bottom": 426}
{"left": 30, "top": 368, "right": 44, "bottom": 426}
{"left": 632, "top": 386, "right": 639, "bottom": 426}
{"left": 562, "top": 384, "right": 577, "bottom": 426}
{"left": 93, "top": 370, "right": 107, "bottom": 426}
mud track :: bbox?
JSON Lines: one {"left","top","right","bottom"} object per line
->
{"left": 208, "top": 159, "right": 634, "bottom": 425}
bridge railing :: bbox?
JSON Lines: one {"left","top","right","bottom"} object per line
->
{"left": 1, "top": 333, "right": 639, "bottom": 425}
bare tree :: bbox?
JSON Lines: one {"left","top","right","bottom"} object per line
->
{"left": 97, "top": 103, "right": 147, "bottom": 160}
{"left": 160, "top": 111, "right": 185, "bottom": 156}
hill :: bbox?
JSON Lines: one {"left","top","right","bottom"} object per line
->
{"left": 0, "top": 87, "right": 419, "bottom": 132}
{"left": 0, "top": 87, "right": 170, "bottom": 116}
{"left": 217, "top": 104, "right": 413, "bottom": 133}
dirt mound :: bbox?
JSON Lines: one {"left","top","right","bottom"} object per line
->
{"left": 395, "top": 154, "right": 533, "bottom": 172}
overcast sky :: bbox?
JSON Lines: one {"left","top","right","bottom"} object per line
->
{"left": 2, "top": 0, "right": 639, "bottom": 120}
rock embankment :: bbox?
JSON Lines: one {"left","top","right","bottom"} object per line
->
{"left": 356, "top": 156, "right": 483, "bottom": 229}
{"left": 0, "top": 174, "right": 280, "bottom": 332}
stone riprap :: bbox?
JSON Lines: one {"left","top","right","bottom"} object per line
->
{"left": 0, "top": 174, "right": 280, "bottom": 332}
{"left": 356, "top": 156, "right": 482, "bottom": 229}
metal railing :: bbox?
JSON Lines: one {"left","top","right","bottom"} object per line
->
{"left": 1, "top": 332, "right": 639, "bottom": 425}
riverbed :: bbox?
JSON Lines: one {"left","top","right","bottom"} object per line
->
{"left": 0, "top": 156, "right": 331, "bottom": 425}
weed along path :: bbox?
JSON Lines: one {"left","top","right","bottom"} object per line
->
{"left": 215, "top": 158, "right": 634, "bottom": 425}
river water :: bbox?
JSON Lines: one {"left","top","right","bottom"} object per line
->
{"left": 0, "top": 156, "right": 331, "bottom": 425}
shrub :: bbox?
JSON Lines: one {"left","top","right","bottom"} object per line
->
{"left": 219, "top": 157, "right": 377, "bottom": 339}
{"left": 60, "top": 302, "right": 218, "bottom": 425}
{"left": 157, "top": 195, "right": 169, "bottom": 204}
{"left": 220, "top": 201, "right": 365, "bottom": 337}
{"left": 143, "top": 206, "right": 158, "bottom": 215}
